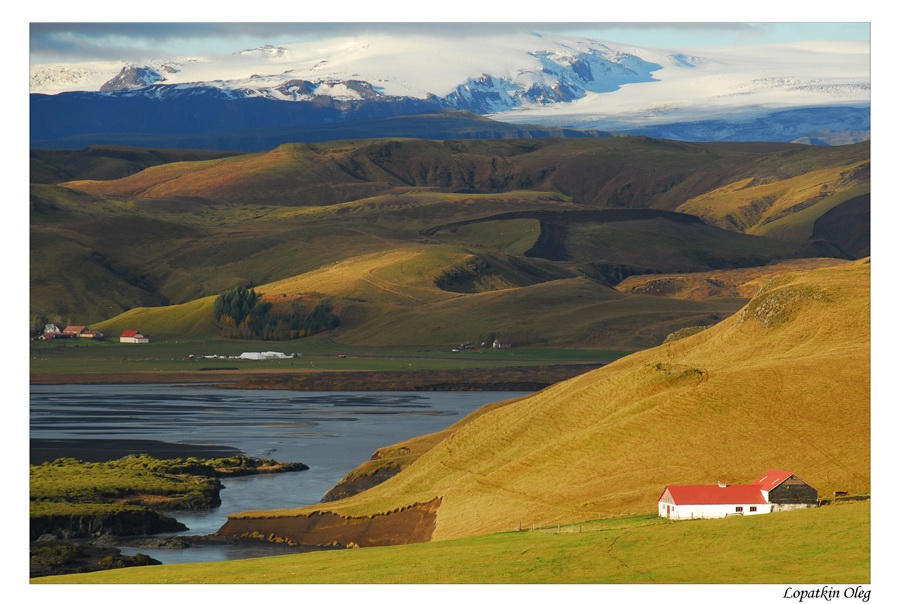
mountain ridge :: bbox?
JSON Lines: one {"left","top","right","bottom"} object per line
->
{"left": 30, "top": 33, "right": 869, "bottom": 148}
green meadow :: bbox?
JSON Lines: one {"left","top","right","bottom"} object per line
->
{"left": 32, "top": 502, "right": 869, "bottom": 584}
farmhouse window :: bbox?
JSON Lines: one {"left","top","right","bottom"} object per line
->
{"left": 750, "top": 506, "right": 757, "bottom": 512}
{"left": 735, "top": 506, "right": 743, "bottom": 512}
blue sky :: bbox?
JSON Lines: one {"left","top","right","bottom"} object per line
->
{"left": 29, "top": 22, "right": 870, "bottom": 63}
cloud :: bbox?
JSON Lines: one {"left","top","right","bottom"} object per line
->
{"left": 29, "top": 22, "right": 867, "bottom": 63}
{"left": 29, "top": 23, "right": 609, "bottom": 61}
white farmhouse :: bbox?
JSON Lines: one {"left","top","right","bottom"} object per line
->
{"left": 658, "top": 469, "right": 818, "bottom": 520}
{"left": 658, "top": 483, "right": 769, "bottom": 520}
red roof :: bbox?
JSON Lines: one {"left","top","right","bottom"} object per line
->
{"left": 661, "top": 485, "right": 767, "bottom": 505}
{"left": 120, "top": 330, "right": 142, "bottom": 337}
{"left": 63, "top": 326, "right": 87, "bottom": 334}
{"left": 753, "top": 469, "right": 795, "bottom": 491}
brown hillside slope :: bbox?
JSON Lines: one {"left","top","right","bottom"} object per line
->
{"left": 224, "top": 259, "right": 869, "bottom": 543}
{"left": 60, "top": 138, "right": 869, "bottom": 210}
{"left": 614, "top": 258, "right": 850, "bottom": 301}
{"left": 676, "top": 161, "right": 869, "bottom": 237}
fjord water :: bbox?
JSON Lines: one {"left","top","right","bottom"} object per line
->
{"left": 30, "top": 384, "right": 523, "bottom": 563}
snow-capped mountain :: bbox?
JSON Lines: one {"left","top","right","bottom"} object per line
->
{"left": 29, "top": 32, "right": 870, "bottom": 147}
{"left": 99, "top": 65, "right": 167, "bottom": 91}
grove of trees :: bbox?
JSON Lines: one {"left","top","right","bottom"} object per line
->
{"left": 213, "top": 286, "right": 339, "bottom": 340}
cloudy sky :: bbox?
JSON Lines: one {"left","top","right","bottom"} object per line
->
{"left": 29, "top": 21, "right": 870, "bottom": 64}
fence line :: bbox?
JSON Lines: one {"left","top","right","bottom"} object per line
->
{"left": 517, "top": 516, "right": 662, "bottom": 535}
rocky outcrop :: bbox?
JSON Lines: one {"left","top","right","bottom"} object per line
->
{"left": 30, "top": 541, "right": 161, "bottom": 578}
{"left": 216, "top": 498, "right": 441, "bottom": 548}
{"left": 31, "top": 509, "right": 187, "bottom": 541}
{"left": 320, "top": 465, "right": 403, "bottom": 502}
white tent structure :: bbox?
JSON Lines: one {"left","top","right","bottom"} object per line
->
{"left": 237, "top": 351, "right": 292, "bottom": 360}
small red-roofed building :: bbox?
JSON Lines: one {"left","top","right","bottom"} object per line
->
{"left": 62, "top": 326, "right": 88, "bottom": 337}
{"left": 658, "top": 470, "right": 818, "bottom": 520}
{"left": 119, "top": 330, "right": 150, "bottom": 344}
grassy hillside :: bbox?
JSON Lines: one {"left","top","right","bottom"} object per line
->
{"left": 33, "top": 501, "right": 869, "bottom": 584}
{"left": 236, "top": 260, "right": 868, "bottom": 542}
{"left": 83, "top": 243, "right": 747, "bottom": 350}
{"left": 91, "top": 296, "right": 218, "bottom": 339}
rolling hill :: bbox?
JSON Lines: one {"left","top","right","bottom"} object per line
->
{"left": 31, "top": 137, "right": 868, "bottom": 335}
{"left": 218, "top": 259, "right": 869, "bottom": 544}
{"left": 90, "top": 242, "right": 747, "bottom": 351}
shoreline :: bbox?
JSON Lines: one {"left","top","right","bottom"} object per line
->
{"left": 30, "top": 438, "right": 246, "bottom": 465}
{"left": 30, "top": 363, "right": 606, "bottom": 391}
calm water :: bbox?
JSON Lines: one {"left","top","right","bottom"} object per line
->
{"left": 30, "top": 384, "right": 524, "bottom": 564}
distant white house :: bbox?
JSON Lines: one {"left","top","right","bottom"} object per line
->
{"left": 658, "top": 469, "right": 818, "bottom": 520}
{"left": 120, "top": 330, "right": 149, "bottom": 344}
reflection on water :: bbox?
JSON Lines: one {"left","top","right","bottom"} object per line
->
{"left": 118, "top": 541, "right": 301, "bottom": 565}
{"left": 30, "top": 384, "right": 523, "bottom": 564}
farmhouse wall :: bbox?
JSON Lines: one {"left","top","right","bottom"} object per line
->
{"left": 659, "top": 502, "right": 771, "bottom": 520}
